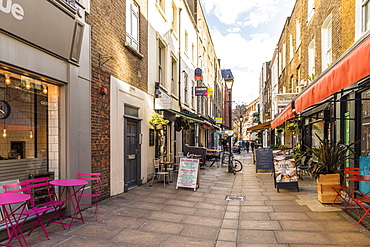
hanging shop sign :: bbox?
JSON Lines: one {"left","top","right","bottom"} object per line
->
{"left": 154, "top": 97, "right": 172, "bottom": 110}
{"left": 194, "top": 68, "right": 202, "bottom": 80}
{"left": 207, "top": 87, "right": 213, "bottom": 95}
{"left": 195, "top": 86, "right": 208, "bottom": 96}
{"left": 215, "top": 117, "right": 222, "bottom": 124}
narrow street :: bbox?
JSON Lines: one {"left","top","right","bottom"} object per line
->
{"left": 8, "top": 152, "right": 370, "bottom": 246}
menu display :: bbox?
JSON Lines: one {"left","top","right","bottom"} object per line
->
{"left": 176, "top": 158, "right": 199, "bottom": 191}
{"left": 274, "top": 158, "right": 298, "bottom": 183}
{"left": 255, "top": 148, "right": 273, "bottom": 172}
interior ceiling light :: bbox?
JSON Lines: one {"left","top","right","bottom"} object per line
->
{"left": 4, "top": 73, "right": 11, "bottom": 85}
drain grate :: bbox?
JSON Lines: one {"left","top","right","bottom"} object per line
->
{"left": 225, "top": 195, "right": 245, "bottom": 201}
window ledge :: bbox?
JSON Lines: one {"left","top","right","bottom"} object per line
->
{"left": 124, "top": 42, "right": 144, "bottom": 59}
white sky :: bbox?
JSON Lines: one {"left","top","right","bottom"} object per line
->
{"left": 200, "top": 0, "right": 296, "bottom": 105}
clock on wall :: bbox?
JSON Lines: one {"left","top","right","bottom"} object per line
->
{"left": 0, "top": 100, "right": 11, "bottom": 119}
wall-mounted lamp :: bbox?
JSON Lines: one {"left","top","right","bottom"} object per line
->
{"left": 42, "top": 85, "right": 48, "bottom": 94}
{"left": 25, "top": 79, "right": 31, "bottom": 90}
{"left": 4, "top": 73, "right": 11, "bottom": 85}
{"left": 2, "top": 128, "right": 6, "bottom": 138}
{"left": 100, "top": 86, "right": 108, "bottom": 95}
{"left": 29, "top": 130, "right": 33, "bottom": 139}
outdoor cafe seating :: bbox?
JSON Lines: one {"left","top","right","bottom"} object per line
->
{"left": 0, "top": 175, "right": 94, "bottom": 246}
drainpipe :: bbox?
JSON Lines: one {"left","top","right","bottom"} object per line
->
{"left": 178, "top": 8, "right": 182, "bottom": 109}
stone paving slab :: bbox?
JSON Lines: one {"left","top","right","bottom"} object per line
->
{"left": 3, "top": 152, "right": 370, "bottom": 246}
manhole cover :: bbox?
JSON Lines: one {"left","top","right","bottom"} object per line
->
{"left": 225, "top": 195, "right": 245, "bottom": 201}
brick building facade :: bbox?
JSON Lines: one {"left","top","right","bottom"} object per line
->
{"left": 86, "top": 0, "right": 149, "bottom": 198}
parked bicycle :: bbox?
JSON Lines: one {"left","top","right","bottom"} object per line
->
{"left": 223, "top": 151, "right": 243, "bottom": 174}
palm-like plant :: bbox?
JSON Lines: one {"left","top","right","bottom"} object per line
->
{"left": 307, "top": 134, "right": 357, "bottom": 179}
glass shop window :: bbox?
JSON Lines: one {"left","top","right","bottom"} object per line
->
{"left": 0, "top": 70, "right": 60, "bottom": 181}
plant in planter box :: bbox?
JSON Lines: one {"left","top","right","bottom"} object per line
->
{"left": 306, "top": 134, "right": 357, "bottom": 203}
{"left": 174, "top": 116, "right": 190, "bottom": 131}
{"left": 149, "top": 113, "right": 169, "bottom": 129}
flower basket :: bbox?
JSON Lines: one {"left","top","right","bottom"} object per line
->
{"left": 149, "top": 113, "right": 169, "bottom": 128}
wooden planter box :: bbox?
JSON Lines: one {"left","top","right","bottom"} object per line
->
{"left": 317, "top": 173, "right": 341, "bottom": 204}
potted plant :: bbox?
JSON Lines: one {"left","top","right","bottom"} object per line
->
{"left": 149, "top": 113, "right": 169, "bottom": 129}
{"left": 307, "top": 134, "right": 357, "bottom": 203}
{"left": 174, "top": 116, "right": 190, "bottom": 131}
{"left": 285, "top": 123, "right": 298, "bottom": 134}
{"left": 276, "top": 127, "right": 284, "bottom": 137}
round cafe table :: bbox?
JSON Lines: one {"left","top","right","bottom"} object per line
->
{"left": 50, "top": 179, "right": 88, "bottom": 229}
{"left": 0, "top": 193, "right": 30, "bottom": 247}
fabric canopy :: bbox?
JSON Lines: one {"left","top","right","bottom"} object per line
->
{"left": 271, "top": 35, "right": 370, "bottom": 128}
{"left": 295, "top": 36, "right": 370, "bottom": 113}
{"left": 271, "top": 104, "right": 294, "bottom": 129}
{"left": 247, "top": 121, "right": 271, "bottom": 131}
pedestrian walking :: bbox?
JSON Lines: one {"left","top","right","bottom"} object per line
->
{"left": 245, "top": 141, "right": 250, "bottom": 152}
{"left": 251, "top": 141, "right": 255, "bottom": 152}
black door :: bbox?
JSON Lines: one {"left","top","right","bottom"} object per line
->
{"left": 124, "top": 118, "right": 141, "bottom": 191}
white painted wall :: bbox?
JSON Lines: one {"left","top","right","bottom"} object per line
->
{"left": 110, "top": 76, "right": 154, "bottom": 196}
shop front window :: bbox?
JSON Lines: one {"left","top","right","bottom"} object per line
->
{"left": 0, "top": 70, "right": 60, "bottom": 182}
{"left": 360, "top": 90, "right": 370, "bottom": 193}
{"left": 312, "top": 121, "right": 324, "bottom": 147}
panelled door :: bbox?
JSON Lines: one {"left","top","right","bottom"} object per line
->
{"left": 124, "top": 118, "right": 141, "bottom": 191}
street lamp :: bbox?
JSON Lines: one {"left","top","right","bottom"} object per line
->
{"left": 225, "top": 79, "right": 234, "bottom": 130}
{"left": 239, "top": 115, "right": 243, "bottom": 141}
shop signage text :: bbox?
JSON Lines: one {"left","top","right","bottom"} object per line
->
{"left": 195, "top": 86, "right": 208, "bottom": 96}
{"left": 0, "top": 0, "right": 24, "bottom": 20}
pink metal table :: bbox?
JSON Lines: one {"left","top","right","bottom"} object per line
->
{"left": 50, "top": 179, "right": 88, "bottom": 229}
{"left": 0, "top": 193, "right": 30, "bottom": 247}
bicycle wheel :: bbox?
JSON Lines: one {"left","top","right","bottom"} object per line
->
{"left": 232, "top": 159, "right": 243, "bottom": 172}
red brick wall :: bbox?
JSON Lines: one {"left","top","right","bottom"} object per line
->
{"left": 91, "top": 67, "right": 110, "bottom": 200}
{"left": 86, "top": 0, "right": 149, "bottom": 199}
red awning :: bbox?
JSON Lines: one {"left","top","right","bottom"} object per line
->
{"left": 271, "top": 104, "right": 294, "bottom": 129}
{"left": 295, "top": 36, "right": 370, "bottom": 113}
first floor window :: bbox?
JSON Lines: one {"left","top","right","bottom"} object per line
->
{"left": 126, "top": 0, "right": 139, "bottom": 50}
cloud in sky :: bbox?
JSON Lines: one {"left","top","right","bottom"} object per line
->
{"left": 200, "top": 0, "right": 296, "bottom": 104}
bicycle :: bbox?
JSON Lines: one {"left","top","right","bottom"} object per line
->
{"left": 225, "top": 151, "right": 243, "bottom": 174}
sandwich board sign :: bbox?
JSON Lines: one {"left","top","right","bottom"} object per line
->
{"left": 176, "top": 158, "right": 199, "bottom": 191}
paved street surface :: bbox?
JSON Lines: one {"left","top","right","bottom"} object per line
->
{"left": 4, "top": 152, "right": 370, "bottom": 246}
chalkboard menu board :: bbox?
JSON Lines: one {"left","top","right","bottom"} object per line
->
{"left": 255, "top": 148, "right": 273, "bottom": 172}
{"left": 176, "top": 158, "right": 199, "bottom": 191}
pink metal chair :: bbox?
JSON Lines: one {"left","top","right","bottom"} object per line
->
{"left": 27, "top": 177, "right": 67, "bottom": 230}
{"left": 3, "top": 181, "right": 51, "bottom": 244}
{"left": 76, "top": 173, "right": 101, "bottom": 220}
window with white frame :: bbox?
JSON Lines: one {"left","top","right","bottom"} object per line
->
{"left": 191, "top": 80, "right": 195, "bottom": 108}
{"left": 289, "top": 35, "right": 293, "bottom": 61}
{"left": 362, "top": 0, "right": 370, "bottom": 33}
{"left": 185, "top": 31, "right": 189, "bottom": 55}
{"left": 308, "top": 39, "right": 315, "bottom": 81}
{"left": 171, "top": 56, "right": 178, "bottom": 96}
{"left": 191, "top": 43, "right": 195, "bottom": 63}
{"left": 172, "top": 2, "right": 178, "bottom": 33}
{"left": 321, "top": 14, "right": 332, "bottom": 71}
{"left": 296, "top": 20, "right": 301, "bottom": 49}
{"left": 158, "top": 0, "right": 165, "bottom": 12}
{"left": 158, "top": 40, "right": 166, "bottom": 87}
{"left": 184, "top": 73, "right": 188, "bottom": 104}
{"left": 290, "top": 76, "right": 295, "bottom": 93}
{"left": 282, "top": 44, "right": 286, "bottom": 68}
{"left": 307, "top": 0, "right": 315, "bottom": 22}
{"left": 126, "top": 0, "right": 139, "bottom": 51}
{"left": 278, "top": 52, "right": 282, "bottom": 75}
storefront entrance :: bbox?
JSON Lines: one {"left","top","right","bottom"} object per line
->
{"left": 124, "top": 118, "right": 141, "bottom": 191}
